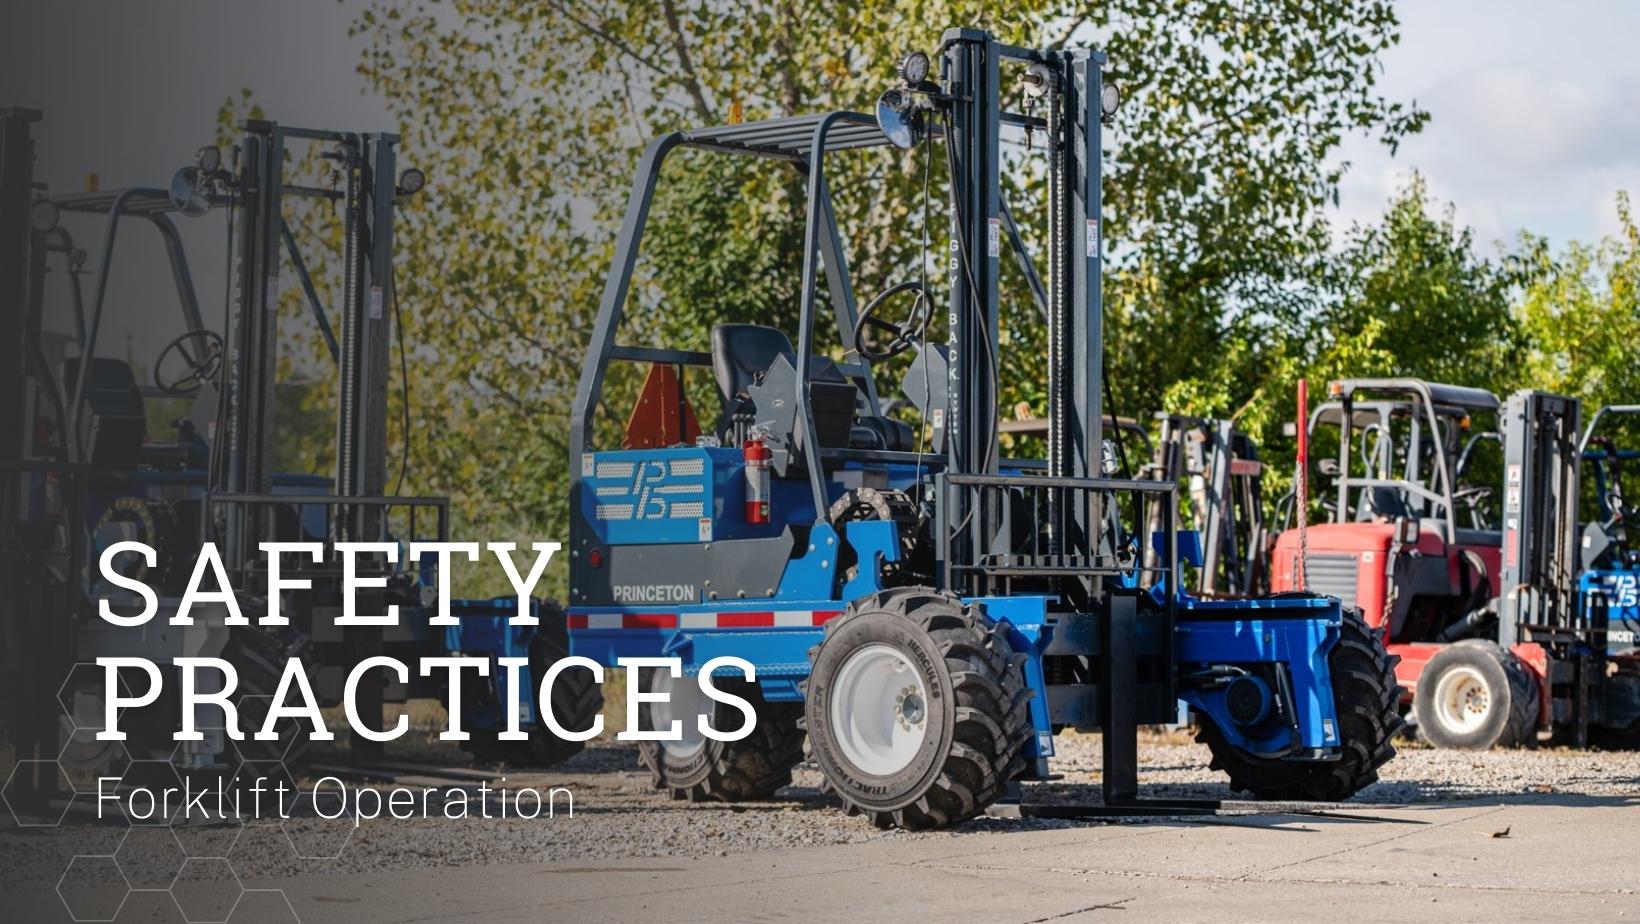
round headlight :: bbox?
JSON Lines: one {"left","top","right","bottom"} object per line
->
{"left": 195, "top": 145, "right": 222, "bottom": 173}
{"left": 397, "top": 167, "right": 426, "bottom": 196}
{"left": 899, "top": 50, "right": 931, "bottom": 86}
{"left": 1100, "top": 83, "right": 1121, "bottom": 120}
{"left": 28, "top": 197, "right": 59, "bottom": 233}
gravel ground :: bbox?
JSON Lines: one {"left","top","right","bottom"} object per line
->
{"left": 5, "top": 732, "right": 1640, "bottom": 892}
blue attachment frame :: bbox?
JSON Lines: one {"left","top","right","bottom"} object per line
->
{"left": 443, "top": 597, "right": 547, "bottom": 730}
{"left": 1174, "top": 596, "right": 1343, "bottom": 755}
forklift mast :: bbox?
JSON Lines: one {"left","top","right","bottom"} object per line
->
{"left": 1497, "top": 391, "right": 1581, "bottom": 646}
{"left": 939, "top": 30, "right": 1110, "bottom": 603}
{"left": 216, "top": 122, "right": 402, "bottom": 555}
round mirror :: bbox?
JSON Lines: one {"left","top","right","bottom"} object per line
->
{"left": 168, "top": 166, "right": 211, "bottom": 217}
{"left": 876, "top": 89, "right": 923, "bottom": 150}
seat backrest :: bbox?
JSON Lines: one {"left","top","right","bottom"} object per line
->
{"left": 1356, "top": 484, "right": 1411, "bottom": 522}
{"left": 711, "top": 324, "right": 795, "bottom": 411}
{"left": 62, "top": 356, "right": 146, "bottom": 420}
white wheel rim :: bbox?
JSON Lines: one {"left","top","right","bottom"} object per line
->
{"left": 828, "top": 644, "right": 929, "bottom": 776}
{"left": 650, "top": 670, "right": 709, "bottom": 759}
{"left": 1433, "top": 665, "right": 1492, "bottom": 735}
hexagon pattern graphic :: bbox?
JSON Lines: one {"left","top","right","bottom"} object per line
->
{"left": 40, "top": 657, "right": 351, "bottom": 922}
{"left": 170, "top": 857, "right": 244, "bottom": 923}
{"left": 56, "top": 855, "right": 130, "bottom": 923}
{"left": 115, "top": 823, "right": 188, "bottom": 889}
{"left": 3, "top": 758, "right": 76, "bottom": 827}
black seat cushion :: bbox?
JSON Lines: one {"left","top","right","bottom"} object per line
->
{"left": 62, "top": 357, "right": 147, "bottom": 467}
{"left": 711, "top": 324, "right": 796, "bottom": 412}
{"left": 1357, "top": 485, "right": 1411, "bottom": 522}
{"left": 63, "top": 357, "right": 145, "bottom": 420}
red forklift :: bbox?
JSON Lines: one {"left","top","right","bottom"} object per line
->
{"left": 1271, "top": 379, "right": 1640, "bottom": 749}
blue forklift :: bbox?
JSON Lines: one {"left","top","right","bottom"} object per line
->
{"left": 555, "top": 29, "right": 1401, "bottom": 829}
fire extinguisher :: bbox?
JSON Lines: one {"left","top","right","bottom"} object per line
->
{"left": 744, "top": 428, "right": 771, "bottom": 524}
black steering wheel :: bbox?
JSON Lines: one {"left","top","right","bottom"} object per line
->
{"left": 154, "top": 328, "right": 224, "bottom": 396}
{"left": 853, "top": 281, "right": 928, "bottom": 362}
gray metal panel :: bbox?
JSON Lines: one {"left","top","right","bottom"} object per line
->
{"left": 1306, "top": 554, "right": 1360, "bottom": 610}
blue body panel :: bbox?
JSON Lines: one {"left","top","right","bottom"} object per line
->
{"left": 1581, "top": 570, "right": 1640, "bottom": 655}
{"left": 555, "top": 449, "right": 1348, "bottom": 764}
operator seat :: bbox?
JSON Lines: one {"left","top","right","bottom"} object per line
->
{"left": 711, "top": 324, "right": 798, "bottom": 414}
{"left": 62, "top": 357, "right": 147, "bottom": 468}
{"left": 1356, "top": 485, "right": 1412, "bottom": 522}
{"left": 709, "top": 323, "right": 913, "bottom": 452}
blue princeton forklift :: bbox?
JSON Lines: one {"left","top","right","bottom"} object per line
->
{"left": 557, "top": 29, "right": 1401, "bottom": 828}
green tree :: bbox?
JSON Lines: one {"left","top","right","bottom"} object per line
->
{"left": 1237, "top": 176, "right": 1521, "bottom": 504}
{"left": 349, "top": 0, "right": 1424, "bottom": 550}
{"left": 1509, "top": 193, "right": 1640, "bottom": 469}
{"left": 1514, "top": 193, "right": 1640, "bottom": 412}
{"left": 1313, "top": 174, "right": 1521, "bottom": 394}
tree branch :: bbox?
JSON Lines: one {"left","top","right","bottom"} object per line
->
{"left": 544, "top": 0, "right": 673, "bottom": 79}
{"left": 659, "top": 0, "right": 714, "bottom": 121}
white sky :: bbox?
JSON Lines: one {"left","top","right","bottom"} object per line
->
{"left": 1331, "top": 1, "right": 1640, "bottom": 248}
{"left": 1, "top": 1, "right": 1634, "bottom": 361}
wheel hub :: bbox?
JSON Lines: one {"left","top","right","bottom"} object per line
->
{"left": 649, "top": 669, "right": 709, "bottom": 759}
{"left": 1433, "top": 665, "right": 1492, "bottom": 735}
{"left": 830, "top": 644, "right": 929, "bottom": 776}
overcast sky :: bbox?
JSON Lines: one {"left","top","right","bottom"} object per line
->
{"left": 1332, "top": 1, "right": 1640, "bottom": 246}
{"left": 2, "top": 1, "right": 1636, "bottom": 361}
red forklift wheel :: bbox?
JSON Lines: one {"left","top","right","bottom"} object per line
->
{"left": 1413, "top": 641, "right": 1539, "bottom": 750}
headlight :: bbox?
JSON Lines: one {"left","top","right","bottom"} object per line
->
{"left": 28, "top": 198, "right": 59, "bottom": 233}
{"left": 899, "top": 50, "right": 931, "bottom": 86}
{"left": 1100, "top": 83, "right": 1121, "bottom": 121}
{"left": 195, "top": 145, "right": 222, "bottom": 173}
{"left": 397, "top": 167, "right": 426, "bottom": 196}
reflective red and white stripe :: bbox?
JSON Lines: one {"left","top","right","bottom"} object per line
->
{"left": 566, "top": 609, "right": 841, "bottom": 630}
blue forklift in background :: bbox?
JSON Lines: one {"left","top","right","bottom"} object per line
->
{"left": 556, "top": 29, "right": 1402, "bottom": 828}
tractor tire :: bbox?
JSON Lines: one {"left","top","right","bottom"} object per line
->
{"left": 802, "top": 588, "right": 1032, "bottom": 829}
{"left": 636, "top": 671, "right": 805, "bottom": 801}
{"left": 1414, "top": 640, "right": 1539, "bottom": 750}
{"left": 1199, "top": 605, "right": 1402, "bottom": 800}
{"left": 521, "top": 600, "right": 604, "bottom": 767}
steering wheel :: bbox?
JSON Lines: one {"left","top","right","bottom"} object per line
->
{"left": 853, "top": 281, "right": 929, "bottom": 362}
{"left": 154, "top": 328, "right": 224, "bottom": 396}
{"left": 1453, "top": 485, "right": 1493, "bottom": 506}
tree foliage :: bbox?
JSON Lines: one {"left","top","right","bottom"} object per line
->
{"left": 349, "top": 0, "right": 1423, "bottom": 544}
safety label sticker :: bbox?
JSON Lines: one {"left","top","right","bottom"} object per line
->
{"left": 1086, "top": 219, "right": 1099, "bottom": 257}
{"left": 987, "top": 217, "right": 1000, "bottom": 258}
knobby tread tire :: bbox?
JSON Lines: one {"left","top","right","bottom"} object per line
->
{"left": 1414, "top": 638, "right": 1539, "bottom": 750}
{"left": 524, "top": 599, "right": 604, "bottom": 766}
{"left": 1199, "top": 605, "right": 1402, "bottom": 801}
{"left": 803, "top": 587, "right": 1032, "bottom": 830}
{"left": 228, "top": 624, "right": 316, "bottom": 775}
{"left": 637, "top": 678, "right": 806, "bottom": 801}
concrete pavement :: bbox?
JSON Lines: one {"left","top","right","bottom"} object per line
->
{"left": 16, "top": 791, "right": 1637, "bottom": 923}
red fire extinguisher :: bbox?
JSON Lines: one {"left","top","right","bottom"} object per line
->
{"left": 744, "top": 429, "right": 771, "bottom": 524}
